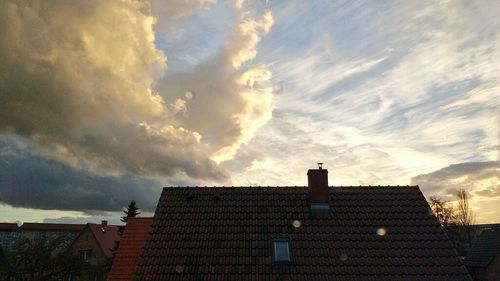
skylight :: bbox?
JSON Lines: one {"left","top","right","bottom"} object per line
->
{"left": 272, "top": 239, "right": 292, "bottom": 263}
{"left": 310, "top": 202, "right": 330, "bottom": 212}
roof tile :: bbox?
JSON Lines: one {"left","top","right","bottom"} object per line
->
{"left": 108, "top": 218, "right": 153, "bottom": 281}
{"left": 134, "top": 186, "right": 471, "bottom": 280}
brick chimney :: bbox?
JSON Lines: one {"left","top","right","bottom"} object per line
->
{"left": 308, "top": 163, "right": 329, "bottom": 204}
{"left": 101, "top": 220, "right": 108, "bottom": 232}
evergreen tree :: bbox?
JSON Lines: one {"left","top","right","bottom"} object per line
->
{"left": 121, "top": 200, "right": 140, "bottom": 223}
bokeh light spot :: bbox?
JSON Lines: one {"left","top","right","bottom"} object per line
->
{"left": 377, "top": 227, "right": 386, "bottom": 236}
{"left": 185, "top": 90, "right": 195, "bottom": 100}
{"left": 292, "top": 220, "right": 301, "bottom": 228}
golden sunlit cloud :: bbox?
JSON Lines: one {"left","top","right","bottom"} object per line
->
{"left": 0, "top": 0, "right": 246, "bottom": 181}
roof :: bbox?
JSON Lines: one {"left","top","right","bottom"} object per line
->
{"left": 86, "top": 223, "right": 121, "bottom": 258}
{"left": 135, "top": 186, "right": 472, "bottom": 281}
{"left": 0, "top": 222, "right": 84, "bottom": 232}
{"left": 108, "top": 217, "right": 153, "bottom": 281}
{"left": 464, "top": 228, "right": 500, "bottom": 267}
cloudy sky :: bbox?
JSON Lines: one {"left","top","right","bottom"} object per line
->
{"left": 0, "top": 0, "right": 498, "bottom": 224}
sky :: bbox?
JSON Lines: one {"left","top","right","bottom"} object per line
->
{"left": 0, "top": 0, "right": 498, "bottom": 224}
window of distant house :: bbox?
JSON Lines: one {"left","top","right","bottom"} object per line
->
{"left": 272, "top": 239, "right": 292, "bottom": 263}
{"left": 79, "top": 249, "right": 91, "bottom": 262}
{"left": 310, "top": 203, "right": 330, "bottom": 213}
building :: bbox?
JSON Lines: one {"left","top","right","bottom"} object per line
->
{"left": 0, "top": 222, "right": 84, "bottom": 252}
{"left": 107, "top": 217, "right": 153, "bottom": 281}
{"left": 445, "top": 223, "right": 500, "bottom": 259}
{"left": 134, "top": 166, "right": 472, "bottom": 280}
{"left": 68, "top": 220, "right": 120, "bottom": 281}
{"left": 464, "top": 228, "right": 500, "bottom": 281}
{"left": 0, "top": 222, "right": 85, "bottom": 280}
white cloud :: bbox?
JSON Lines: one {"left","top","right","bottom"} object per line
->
{"left": 156, "top": 1, "right": 276, "bottom": 164}
{"left": 225, "top": 1, "right": 500, "bottom": 221}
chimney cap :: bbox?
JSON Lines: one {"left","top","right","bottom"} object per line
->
{"left": 317, "top": 162, "right": 324, "bottom": 169}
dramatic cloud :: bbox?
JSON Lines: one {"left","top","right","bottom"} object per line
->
{"left": 156, "top": 2, "right": 275, "bottom": 163}
{"left": 0, "top": 0, "right": 276, "bottom": 216}
{"left": 1, "top": 1, "right": 498, "bottom": 223}
{"left": 0, "top": 137, "right": 161, "bottom": 213}
{"left": 0, "top": 0, "right": 223, "bottom": 180}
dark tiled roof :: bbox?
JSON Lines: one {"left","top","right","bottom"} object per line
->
{"left": 87, "top": 223, "right": 121, "bottom": 258}
{"left": 0, "top": 222, "right": 84, "bottom": 232}
{"left": 464, "top": 228, "right": 500, "bottom": 267}
{"left": 108, "top": 217, "right": 153, "bottom": 281}
{"left": 135, "top": 186, "right": 471, "bottom": 281}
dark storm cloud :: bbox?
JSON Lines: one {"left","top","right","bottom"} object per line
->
{"left": 0, "top": 138, "right": 162, "bottom": 213}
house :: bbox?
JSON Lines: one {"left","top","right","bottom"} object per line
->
{"left": 0, "top": 222, "right": 85, "bottom": 280}
{"left": 68, "top": 220, "right": 120, "bottom": 281}
{"left": 464, "top": 228, "right": 500, "bottom": 281}
{"left": 134, "top": 166, "right": 472, "bottom": 280}
{"left": 445, "top": 223, "right": 500, "bottom": 259}
{"left": 0, "top": 222, "right": 84, "bottom": 252}
{"left": 107, "top": 217, "right": 153, "bottom": 281}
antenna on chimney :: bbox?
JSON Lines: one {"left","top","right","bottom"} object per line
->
{"left": 317, "top": 162, "right": 323, "bottom": 169}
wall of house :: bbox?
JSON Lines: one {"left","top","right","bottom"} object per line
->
{"left": 69, "top": 227, "right": 108, "bottom": 267}
{"left": 68, "top": 226, "right": 110, "bottom": 281}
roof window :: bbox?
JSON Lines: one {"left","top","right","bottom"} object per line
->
{"left": 310, "top": 202, "right": 330, "bottom": 212}
{"left": 272, "top": 239, "right": 292, "bottom": 263}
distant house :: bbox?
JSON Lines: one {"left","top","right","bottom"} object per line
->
{"left": 68, "top": 220, "right": 120, "bottom": 281}
{"left": 134, "top": 166, "right": 472, "bottom": 280}
{"left": 464, "top": 228, "right": 500, "bottom": 281}
{"left": 107, "top": 217, "right": 153, "bottom": 281}
{"left": 0, "top": 222, "right": 84, "bottom": 252}
{"left": 445, "top": 224, "right": 500, "bottom": 259}
{"left": 0, "top": 222, "right": 85, "bottom": 280}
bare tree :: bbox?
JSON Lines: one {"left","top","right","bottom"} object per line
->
{"left": 428, "top": 195, "right": 456, "bottom": 227}
{"left": 455, "top": 188, "right": 476, "bottom": 245}
{"left": 0, "top": 236, "right": 87, "bottom": 281}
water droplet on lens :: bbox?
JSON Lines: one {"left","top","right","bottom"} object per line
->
{"left": 377, "top": 227, "right": 386, "bottom": 236}
{"left": 292, "top": 220, "right": 301, "bottom": 228}
{"left": 185, "top": 91, "right": 194, "bottom": 100}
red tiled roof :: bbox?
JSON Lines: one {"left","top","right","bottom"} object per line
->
{"left": 87, "top": 223, "right": 121, "bottom": 258}
{"left": 108, "top": 218, "right": 153, "bottom": 281}
{"left": 0, "top": 222, "right": 84, "bottom": 232}
{"left": 134, "top": 186, "right": 472, "bottom": 281}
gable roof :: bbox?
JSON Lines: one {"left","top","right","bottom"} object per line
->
{"left": 86, "top": 223, "right": 121, "bottom": 258}
{"left": 0, "top": 222, "right": 84, "bottom": 232}
{"left": 135, "top": 186, "right": 471, "bottom": 281}
{"left": 0, "top": 222, "right": 85, "bottom": 252}
{"left": 464, "top": 228, "right": 500, "bottom": 268}
{"left": 108, "top": 217, "right": 153, "bottom": 281}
